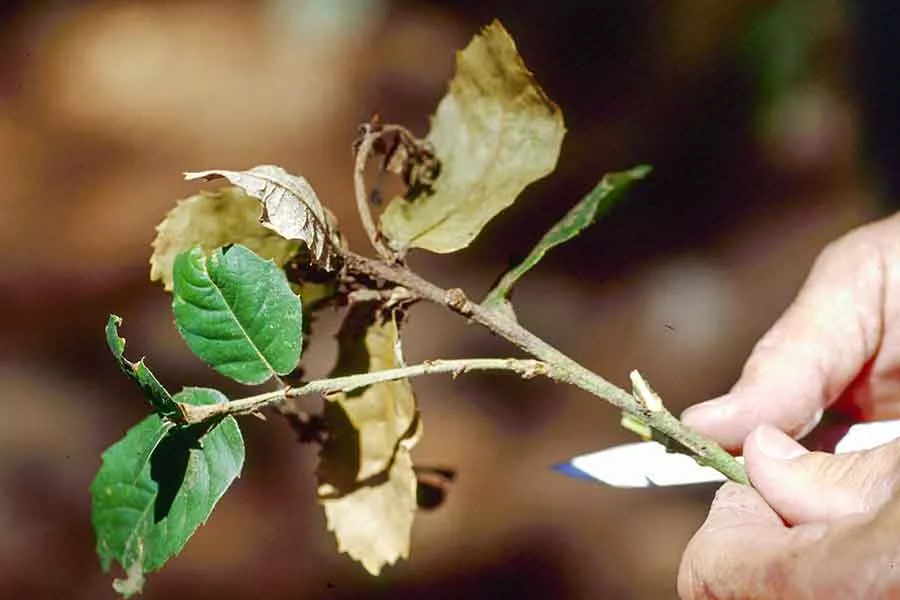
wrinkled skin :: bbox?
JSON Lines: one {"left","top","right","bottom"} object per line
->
{"left": 679, "top": 213, "right": 900, "bottom": 599}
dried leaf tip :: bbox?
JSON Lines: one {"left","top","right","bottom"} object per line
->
{"left": 184, "top": 166, "right": 342, "bottom": 271}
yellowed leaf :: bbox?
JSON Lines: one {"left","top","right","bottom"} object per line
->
{"left": 379, "top": 20, "right": 566, "bottom": 253}
{"left": 317, "top": 301, "right": 421, "bottom": 575}
{"left": 150, "top": 187, "right": 298, "bottom": 291}
{"left": 184, "top": 165, "right": 341, "bottom": 270}
{"left": 322, "top": 450, "right": 418, "bottom": 576}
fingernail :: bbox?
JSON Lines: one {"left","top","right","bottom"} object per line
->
{"left": 753, "top": 424, "right": 808, "bottom": 460}
{"left": 681, "top": 396, "right": 731, "bottom": 425}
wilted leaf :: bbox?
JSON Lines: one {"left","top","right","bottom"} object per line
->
{"left": 317, "top": 301, "right": 421, "bottom": 575}
{"left": 321, "top": 450, "right": 419, "bottom": 576}
{"left": 484, "top": 166, "right": 651, "bottom": 307}
{"left": 184, "top": 166, "right": 341, "bottom": 270}
{"left": 172, "top": 244, "right": 302, "bottom": 385}
{"left": 150, "top": 187, "right": 299, "bottom": 291}
{"left": 91, "top": 388, "right": 244, "bottom": 594}
{"left": 106, "top": 315, "right": 182, "bottom": 419}
{"left": 379, "top": 20, "right": 566, "bottom": 253}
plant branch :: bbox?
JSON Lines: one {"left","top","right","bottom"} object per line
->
{"left": 353, "top": 123, "right": 395, "bottom": 261}
{"left": 338, "top": 248, "right": 748, "bottom": 484}
{"left": 178, "top": 358, "right": 550, "bottom": 425}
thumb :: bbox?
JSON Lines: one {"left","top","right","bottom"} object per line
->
{"left": 743, "top": 424, "right": 900, "bottom": 525}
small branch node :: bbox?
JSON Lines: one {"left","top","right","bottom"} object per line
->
{"left": 521, "top": 360, "right": 549, "bottom": 379}
{"left": 444, "top": 288, "right": 472, "bottom": 315}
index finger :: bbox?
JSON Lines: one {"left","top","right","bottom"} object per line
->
{"left": 682, "top": 219, "right": 890, "bottom": 451}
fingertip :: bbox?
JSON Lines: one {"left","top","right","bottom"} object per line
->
{"left": 742, "top": 425, "right": 895, "bottom": 524}
{"left": 680, "top": 396, "right": 729, "bottom": 425}
{"left": 681, "top": 395, "right": 748, "bottom": 452}
{"left": 742, "top": 425, "right": 813, "bottom": 523}
{"left": 682, "top": 389, "right": 825, "bottom": 453}
{"left": 745, "top": 424, "right": 808, "bottom": 462}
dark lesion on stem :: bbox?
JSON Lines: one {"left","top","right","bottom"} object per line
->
{"left": 352, "top": 116, "right": 442, "bottom": 262}
{"left": 357, "top": 116, "right": 441, "bottom": 199}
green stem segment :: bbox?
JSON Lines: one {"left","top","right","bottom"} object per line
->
{"left": 178, "top": 358, "right": 549, "bottom": 424}
{"left": 340, "top": 250, "right": 748, "bottom": 485}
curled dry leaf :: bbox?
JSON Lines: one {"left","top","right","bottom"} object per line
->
{"left": 317, "top": 301, "right": 421, "bottom": 575}
{"left": 184, "top": 165, "right": 342, "bottom": 271}
{"left": 379, "top": 20, "right": 566, "bottom": 253}
{"left": 150, "top": 187, "right": 298, "bottom": 291}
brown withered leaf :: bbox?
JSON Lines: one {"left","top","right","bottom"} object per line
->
{"left": 184, "top": 165, "right": 341, "bottom": 270}
{"left": 317, "top": 301, "right": 421, "bottom": 575}
{"left": 150, "top": 187, "right": 298, "bottom": 291}
{"left": 379, "top": 20, "right": 566, "bottom": 253}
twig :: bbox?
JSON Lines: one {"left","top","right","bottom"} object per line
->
{"left": 178, "top": 358, "right": 550, "bottom": 424}
{"left": 347, "top": 286, "right": 417, "bottom": 307}
{"left": 353, "top": 123, "right": 395, "bottom": 261}
{"left": 338, "top": 248, "right": 748, "bottom": 484}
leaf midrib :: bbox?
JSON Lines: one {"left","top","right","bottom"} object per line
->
{"left": 200, "top": 252, "right": 276, "bottom": 379}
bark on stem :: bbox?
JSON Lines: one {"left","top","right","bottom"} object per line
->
{"left": 178, "top": 358, "right": 551, "bottom": 424}
{"left": 339, "top": 249, "right": 748, "bottom": 484}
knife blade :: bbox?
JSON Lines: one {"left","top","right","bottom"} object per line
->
{"left": 555, "top": 418, "right": 900, "bottom": 488}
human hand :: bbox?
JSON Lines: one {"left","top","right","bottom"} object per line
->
{"left": 678, "top": 213, "right": 900, "bottom": 598}
{"left": 678, "top": 425, "right": 900, "bottom": 599}
{"left": 683, "top": 213, "right": 900, "bottom": 452}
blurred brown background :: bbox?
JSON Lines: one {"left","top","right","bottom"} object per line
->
{"left": 0, "top": 0, "right": 893, "bottom": 598}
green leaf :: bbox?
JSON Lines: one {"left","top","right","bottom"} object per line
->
{"left": 172, "top": 244, "right": 302, "bottom": 385}
{"left": 150, "top": 186, "right": 300, "bottom": 292}
{"left": 379, "top": 20, "right": 566, "bottom": 253}
{"left": 91, "top": 388, "right": 244, "bottom": 594}
{"left": 106, "top": 314, "right": 182, "bottom": 419}
{"left": 484, "top": 166, "right": 650, "bottom": 307}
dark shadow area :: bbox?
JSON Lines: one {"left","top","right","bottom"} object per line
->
{"left": 149, "top": 420, "right": 216, "bottom": 522}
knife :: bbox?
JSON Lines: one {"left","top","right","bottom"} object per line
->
{"left": 555, "top": 418, "right": 900, "bottom": 488}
